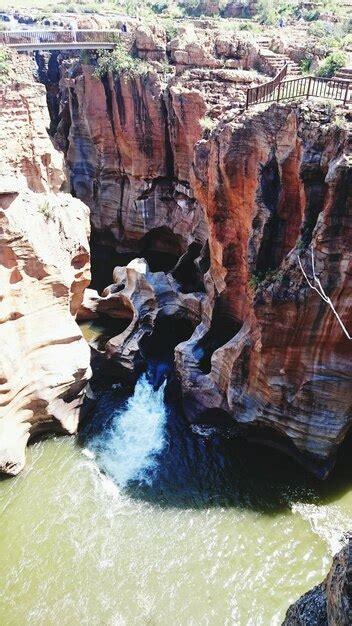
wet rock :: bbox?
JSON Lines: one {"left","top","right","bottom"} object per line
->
{"left": 283, "top": 538, "right": 352, "bottom": 625}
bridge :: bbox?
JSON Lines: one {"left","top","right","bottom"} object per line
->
{"left": 0, "top": 30, "right": 120, "bottom": 51}
{"left": 1, "top": 30, "right": 350, "bottom": 108}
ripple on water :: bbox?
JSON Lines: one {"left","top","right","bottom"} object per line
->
{"left": 1, "top": 372, "right": 352, "bottom": 625}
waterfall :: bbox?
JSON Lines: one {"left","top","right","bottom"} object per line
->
{"left": 88, "top": 374, "right": 167, "bottom": 488}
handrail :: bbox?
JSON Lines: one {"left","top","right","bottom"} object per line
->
{"left": 246, "top": 68, "right": 350, "bottom": 108}
{"left": 0, "top": 29, "right": 121, "bottom": 47}
{"left": 246, "top": 63, "right": 288, "bottom": 108}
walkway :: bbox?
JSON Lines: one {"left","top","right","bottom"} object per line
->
{"left": 0, "top": 30, "right": 120, "bottom": 51}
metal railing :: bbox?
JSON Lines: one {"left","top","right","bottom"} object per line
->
{"left": 246, "top": 65, "right": 350, "bottom": 108}
{"left": 0, "top": 29, "right": 120, "bottom": 47}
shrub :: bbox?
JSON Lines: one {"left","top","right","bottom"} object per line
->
{"left": 0, "top": 48, "right": 11, "bottom": 84}
{"left": 248, "top": 273, "right": 261, "bottom": 290}
{"left": 151, "top": 0, "right": 168, "bottom": 12}
{"left": 163, "top": 17, "right": 179, "bottom": 40}
{"left": 342, "top": 33, "right": 352, "bottom": 48}
{"left": 300, "top": 56, "right": 312, "bottom": 74}
{"left": 93, "top": 42, "right": 150, "bottom": 80}
{"left": 38, "top": 200, "right": 55, "bottom": 220}
{"left": 335, "top": 112, "right": 347, "bottom": 129}
{"left": 308, "top": 20, "right": 332, "bottom": 38}
{"left": 303, "top": 8, "right": 321, "bottom": 21}
{"left": 199, "top": 116, "right": 217, "bottom": 132}
{"left": 316, "top": 51, "right": 347, "bottom": 78}
{"left": 256, "top": 0, "right": 279, "bottom": 25}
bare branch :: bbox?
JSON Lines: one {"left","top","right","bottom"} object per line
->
{"left": 297, "top": 246, "right": 351, "bottom": 340}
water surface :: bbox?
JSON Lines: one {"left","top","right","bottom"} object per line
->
{"left": 1, "top": 374, "right": 352, "bottom": 626}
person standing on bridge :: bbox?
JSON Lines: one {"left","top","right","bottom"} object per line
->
{"left": 69, "top": 18, "right": 77, "bottom": 43}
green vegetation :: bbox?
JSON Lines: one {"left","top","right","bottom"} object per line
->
{"left": 1, "top": 0, "right": 351, "bottom": 32}
{"left": 0, "top": 48, "right": 11, "bottom": 85}
{"left": 299, "top": 56, "right": 312, "bottom": 74}
{"left": 334, "top": 112, "right": 347, "bottom": 129}
{"left": 248, "top": 268, "right": 285, "bottom": 290}
{"left": 320, "top": 98, "right": 337, "bottom": 114}
{"left": 316, "top": 51, "right": 347, "bottom": 78}
{"left": 248, "top": 272, "right": 262, "bottom": 290}
{"left": 162, "top": 17, "right": 179, "bottom": 40}
{"left": 199, "top": 116, "right": 217, "bottom": 132}
{"left": 93, "top": 41, "right": 150, "bottom": 80}
{"left": 38, "top": 200, "right": 56, "bottom": 220}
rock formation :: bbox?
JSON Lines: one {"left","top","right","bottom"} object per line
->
{"left": 1, "top": 19, "right": 351, "bottom": 480}
{"left": 283, "top": 537, "right": 352, "bottom": 625}
{"left": 178, "top": 102, "right": 352, "bottom": 476}
{"left": 0, "top": 55, "right": 91, "bottom": 475}
{"left": 78, "top": 257, "right": 205, "bottom": 378}
{"left": 37, "top": 28, "right": 352, "bottom": 477}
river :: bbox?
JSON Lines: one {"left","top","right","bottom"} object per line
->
{"left": 1, "top": 325, "right": 352, "bottom": 625}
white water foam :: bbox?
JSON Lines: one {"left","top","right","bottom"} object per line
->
{"left": 291, "top": 502, "right": 351, "bottom": 554}
{"left": 89, "top": 374, "right": 167, "bottom": 488}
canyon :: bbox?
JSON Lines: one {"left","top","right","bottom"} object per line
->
{"left": 0, "top": 14, "right": 352, "bottom": 624}
{"left": 32, "top": 21, "right": 352, "bottom": 478}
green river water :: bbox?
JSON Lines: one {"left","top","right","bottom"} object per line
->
{"left": 1, "top": 322, "right": 351, "bottom": 626}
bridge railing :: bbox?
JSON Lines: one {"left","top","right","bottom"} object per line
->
{"left": 246, "top": 67, "right": 350, "bottom": 107}
{"left": 0, "top": 29, "right": 121, "bottom": 46}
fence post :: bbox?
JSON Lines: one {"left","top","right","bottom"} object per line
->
{"left": 307, "top": 76, "right": 312, "bottom": 99}
{"left": 277, "top": 81, "right": 281, "bottom": 102}
{"left": 344, "top": 81, "right": 350, "bottom": 107}
{"left": 246, "top": 88, "right": 249, "bottom": 109}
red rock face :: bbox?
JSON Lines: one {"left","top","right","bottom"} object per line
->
{"left": 43, "top": 50, "right": 352, "bottom": 475}
{"left": 177, "top": 103, "right": 352, "bottom": 475}
{"left": 64, "top": 64, "right": 207, "bottom": 254}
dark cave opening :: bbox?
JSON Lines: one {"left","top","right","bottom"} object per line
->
{"left": 195, "top": 298, "right": 242, "bottom": 375}
{"left": 89, "top": 232, "right": 133, "bottom": 293}
{"left": 172, "top": 242, "right": 205, "bottom": 293}
{"left": 140, "top": 314, "right": 196, "bottom": 361}
{"left": 140, "top": 313, "right": 196, "bottom": 388}
{"left": 255, "top": 153, "right": 284, "bottom": 275}
{"left": 139, "top": 226, "right": 185, "bottom": 272}
{"left": 300, "top": 169, "right": 327, "bottom": 247}
{"left": 90, "top": 227, "right": 204, "bottom": 295}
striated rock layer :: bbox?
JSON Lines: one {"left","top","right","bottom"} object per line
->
{"left": 178, "top": 102, "right": 352, "bottom": 476}
{"left": 31, "top": 37, "right": 352, "bottom": 476}
{"left": 0, "top": 57, "right": 91, "bottom": 475}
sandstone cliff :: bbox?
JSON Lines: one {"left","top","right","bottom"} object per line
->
{"left": 0, "top": 56, "right": 91, "bottom": 475}
{"left": 177, "top": 102, "right": 352, "bottom": 476}
{"left": 39, "top": 31, "right": 352, "bottom": 477}
{"left": 2, "top": 21, "right": 351, "bottom": 478}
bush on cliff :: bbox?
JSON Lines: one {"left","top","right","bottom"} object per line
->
{"left": 316, "top": 51, "right": 347, "bottom": 78}
{"left": 0, "top": 48, "right": 11, "bottom": 84}
{"left": 94, "top": 42, "right": 150, "bottom": 81}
